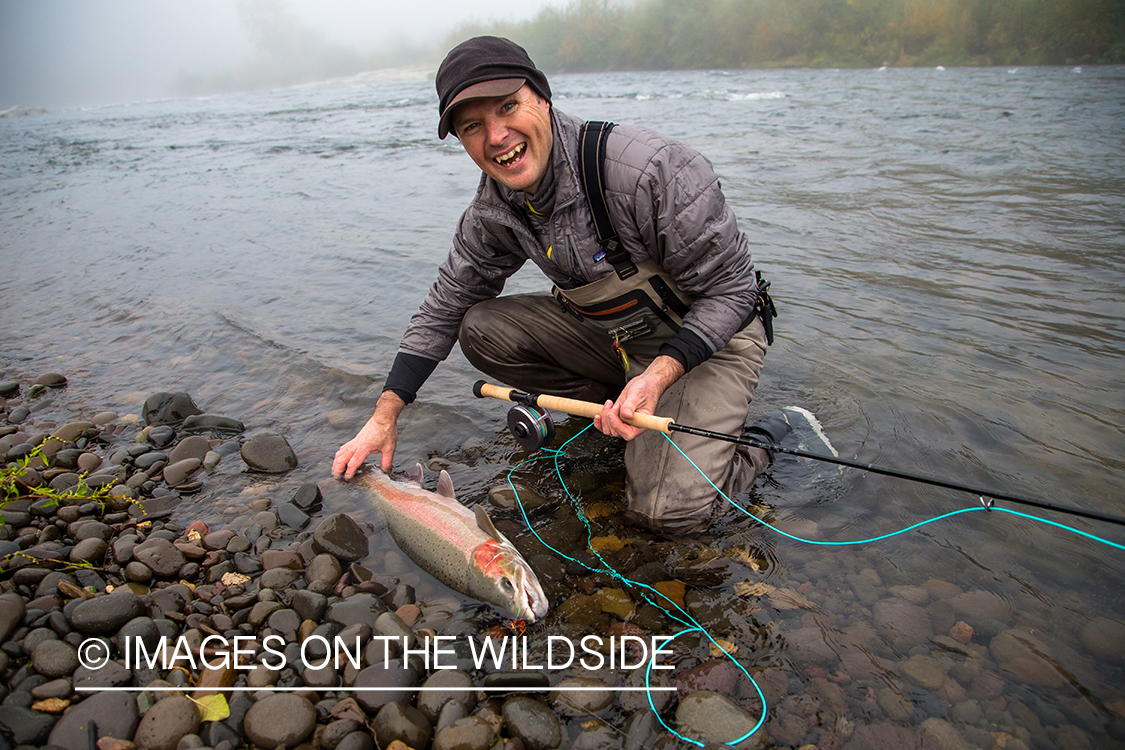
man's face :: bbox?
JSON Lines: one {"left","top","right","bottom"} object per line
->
{"left": 452, "top": 84, "right": 553, "bottom": 194}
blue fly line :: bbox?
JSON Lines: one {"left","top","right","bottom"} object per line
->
{"left": 505, "top": 423, "right": 1124, "bottom": 747}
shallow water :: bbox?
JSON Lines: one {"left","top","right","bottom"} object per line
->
{"left": 2, "top": 65, "right": 1125, "bottom": 747}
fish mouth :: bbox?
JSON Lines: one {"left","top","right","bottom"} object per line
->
{"left": 521, "top": 579, "right": 549, "bottom": 621}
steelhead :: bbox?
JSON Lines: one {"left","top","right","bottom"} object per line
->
{"left": 359, "top": 465, "right": 548, "bottom": 621}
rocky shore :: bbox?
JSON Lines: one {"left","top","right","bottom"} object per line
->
{"left": 3, "top": 371, "right": 1125, "bottom": 750}
{"left": 0, "top": 373, "right": 742, "bottom": 750}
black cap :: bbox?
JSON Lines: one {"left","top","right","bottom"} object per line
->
{"left": 436, "top": 36, "right": 551, "bottom": 139}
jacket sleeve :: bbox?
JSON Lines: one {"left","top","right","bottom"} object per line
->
{"left": 397, "top": 204, "right": 527, "bottom": 363}
{"left": 606, "top": 129, "right": 758, "bottom": 355}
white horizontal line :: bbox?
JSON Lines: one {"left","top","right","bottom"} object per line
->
{"left": 76, "top": 686, "right": 677, "bottom": 692}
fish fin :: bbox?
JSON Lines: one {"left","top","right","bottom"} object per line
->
{"left": 437, "top": 470, "right": 456, "bottom": 500}
{"left": 404, "top": 464, "right": 424, "bottom": 486}
{"left": 474, "top": 505, "right": 503, "bottom": 542}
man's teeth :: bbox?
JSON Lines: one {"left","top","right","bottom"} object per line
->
{"left": 495, "top": 143, "right": 525, "bottom": 165}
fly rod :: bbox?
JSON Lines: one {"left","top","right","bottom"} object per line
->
{"left": 473, "top": 380, "right": 1125, "bottom": 529}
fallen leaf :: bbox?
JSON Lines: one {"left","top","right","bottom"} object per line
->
{"left": 190, "top": 693, "right": 230, "bottom": 722}
{"left": 727, "top": 546, "right": 762, "bottom": 572}
{"left": 653, "top": 580, "right": 686, "bottom": 610}
{"left": 220, "top": 572, "right": 250, "bottom": 586}
{"left": 767, "top": 587, "right": 815, "bottom": 610}
{"left": 709, "top": 639, "right": 738, "bottom": 657}
{"left": 582, "top": 501, "right": 618, "bottom": 519}
{"left": 589, "top": 535, "right": 625, "bottom": 554}
{"left": 31, "top": 698, "right": 69, "bottom": 713}
{"left": 733, "top": 581, "right": 773, "bottom": 598}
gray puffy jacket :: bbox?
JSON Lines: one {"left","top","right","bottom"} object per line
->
{"left": 398, "top": 109, "right": 759, "bottom": 362}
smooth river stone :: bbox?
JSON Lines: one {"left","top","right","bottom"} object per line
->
{"left": 132, "top": 537, "right": 186, "bottom": 577}
{"left": 143, "top": 391, "right": 203, "bottom": 426}
{"left": 163, "top": 457, "right": 202, "bottom": 487}
{"left": 167, "top": 434, "right": 211, "bottom": 463}
{"left": 68, "top": 592, "right": 145, "bottom": 634}
{"left": 243, "top": 693, "right": 317, "bottom": 749}
{"left": 48, "top": 690, "right": 140, "bottom": 748}
{"left": 240, "top": 433, "right": 298, "bottom": 473}
{"left": 501, "top": 696, "right": 565, "bottom": 750}
{"left": 312, "top": 513, "right": 369, "bottom": 562}
{"left": 133, "top": 695, "right": 201, "bottom": 750}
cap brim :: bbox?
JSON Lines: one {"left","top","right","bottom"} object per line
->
{"left": 438, "top": 77, "right": 526, "bottom": 139}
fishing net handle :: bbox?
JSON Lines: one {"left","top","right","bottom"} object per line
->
{"left": 473, "top": 380, "right": 675, "bottom": 434}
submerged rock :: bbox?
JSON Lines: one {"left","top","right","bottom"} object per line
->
{"left": 674, "top": 690, "right": 765, "bottom": 748}
{"left": 240, "top": 433, "right": 298, "bottom": 472}
{"left": 143, "top": 391, "right": 203, "bottom": 425}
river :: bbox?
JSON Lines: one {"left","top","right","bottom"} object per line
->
{"left": 2, "top": 64, "right": 1124, "bottom": 747}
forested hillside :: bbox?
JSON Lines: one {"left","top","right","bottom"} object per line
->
{"left": 451, "top": 0, "right": 1124, "bottom": 70}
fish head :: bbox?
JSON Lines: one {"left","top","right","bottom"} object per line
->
{"left": 469, "top": 538, "right": 549, "bottom": 622}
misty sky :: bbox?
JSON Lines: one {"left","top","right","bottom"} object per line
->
{"left": 0, "top": 0, "right": 565, "bottom": 109}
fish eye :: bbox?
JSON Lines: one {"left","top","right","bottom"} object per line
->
{"left": 499, "top": 578, "right": 515, "bottom": 595}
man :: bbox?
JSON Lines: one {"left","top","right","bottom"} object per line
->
{"left": 333, "top": 36, "right": 790, "bottom": 534}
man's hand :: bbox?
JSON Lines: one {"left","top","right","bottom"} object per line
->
{"left": 594, "top": 355, "right": 685, "bottom": 441}
{"left": 332, "top": 391, "right": 406, "bottom": 480}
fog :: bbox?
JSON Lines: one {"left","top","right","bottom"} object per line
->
{"left": 0, "top": 0, "right": 565, "bottom": 110}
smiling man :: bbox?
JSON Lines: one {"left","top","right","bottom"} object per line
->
{"left": 334, "top": 36, "right": 791, "bottom": 535}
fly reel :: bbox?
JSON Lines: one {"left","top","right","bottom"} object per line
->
{"left": 507, "top": 404, "right": 555, "bottom": 451}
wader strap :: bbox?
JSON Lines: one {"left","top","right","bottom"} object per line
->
{"left": 578, "top": 121, "right": 638, "bottom": 280}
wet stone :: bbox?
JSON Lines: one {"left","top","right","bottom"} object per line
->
{"left": 143, "top": 392, "right": 203, "bottom": 426}
{"left": 181, "top": 413, "right": 245, "bottom": 435}
{"left": 69, "top": 537, "right": 108, "bottom": 565}
{"left": 133, "top": 537, "right": 186, "bottom": 578}
{"left": 47, "top": 689, "right": 139, "bottom": 748}
{"left": 134, "top": 695, "right": 201, "bottom": 750}
{"left": 73, "top": 658, "right": 132, "bottom": 690}
{"left": 293, "top": 482, "right": 323, "bottom": 510}
{"left": 31, "top": 639, "right": 78, "bottom": 678}
{"left": 277, "top": 501, "right": 310, "bottom": 529}
{"left": 243, "top": 693, "right": 317, "bottom": 749}
{"left": 901, "top": 654, "right": 947, "bottom": 690}
{"left": 0, "top": 705, "right": 56, "bottom": 746}
{"left": 306, "top": 553, "right": 342, "bottom": 586}
{"left": 432, "top": 716, "right": 495, "bottom": 750}
{"left": 951, "top": 589, "right": 1011, "bottom": 624}
{"left": 31, "top": 677, "right": 72, "bottom": 699}
{"left": 146, "top": 425, "right": 176, "bottom": 448}
{"left": 240, "top": 433, "right": 298, "bottom": 473}
{"left": 7, "top": 407, "right": 31, "bottom": 425}
{"left": 502, "top": 696, "right": 561, "bottom": 750}
{"left": 1080, "top": 616, "right": 1125, "bottom": 665}
{"left": 417, "top": 669, "right": 478, "bottom": 724}
{"left": 68, "top": 592, "right": 145, "bottom": 634}
{"left": 373, "top": 700, "right": 434, "bottom": 750}
{"left": 261, "top": 549, "right": 303, "bottom": 570}
{"left": 168, "top": 435, "right": 211, "bottom": 463}
{"left": 353, "top": 660, "right": 420, "bottom": 713}
{"left": 873, "top": 597, "right": 933, "bottom": 650}
{"left": 336, "top": 732, "right": 377, "bottom": 750}
{"left": 327, "top": 593, "right": 389, "bottom": 628}
{"left": 312, "top": 513, "right": 369, "bottom": 562}
{"left": 163, "top": 458, "right": 202, "bottom": 487}
{"left": 550, "top": 677, "right": 614, "bottom": 717}
{"left": 678, "top": 690, "right": 767, "bottom": 748}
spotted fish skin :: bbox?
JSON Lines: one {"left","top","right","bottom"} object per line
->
{"left": 359, "top": 465, "right": 548, "bottom": 621}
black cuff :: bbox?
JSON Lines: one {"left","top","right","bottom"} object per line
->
{"left": 382, "top": 352, "right": 439, "bottom": 405}
{"left": 658, "top": 328, "right": 713, "bottom": 373}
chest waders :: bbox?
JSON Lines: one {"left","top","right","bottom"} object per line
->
{"left": 551, "top": 121, "right": 777, "bottom": 372}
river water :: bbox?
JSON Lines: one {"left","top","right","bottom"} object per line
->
{"left": 2, "top": 65, "right": 1124, "bottom": 747}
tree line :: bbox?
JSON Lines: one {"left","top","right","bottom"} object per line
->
{"left": 450, "top": 0, "right": 1125, "bottom": 71}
